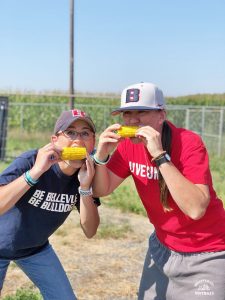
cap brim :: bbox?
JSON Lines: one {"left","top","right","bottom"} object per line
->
{"left": 56, "top": 117, "right": 96, "bottom": 133}
{"left": 111, "top": 106, "right": 164, "bottom": 116}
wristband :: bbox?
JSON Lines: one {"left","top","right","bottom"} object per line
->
{"left": 23, "top": 173, "right": 33, "bottom": 187}
{"left": 78, "top": 186, "right": 93, "bottom": 196}
{"left": 93, "top": 154, "right": 111, "bottom": 165}
{"left": 23, "top": 170, "right": 39, "bottom": 187}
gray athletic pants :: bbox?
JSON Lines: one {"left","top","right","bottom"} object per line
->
{"left": 138, "top": 231, "right": 225, "bottom": 300}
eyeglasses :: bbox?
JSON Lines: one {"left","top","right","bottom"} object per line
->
{"left": 59, "top": 129, "right": 94, "bottom": 141}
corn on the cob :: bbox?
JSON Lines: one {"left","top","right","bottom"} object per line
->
{"left": 116, "top": 126, "right": 138, "bottom": 138}
{"left": 61, "top": 147, "right": 87, "bottom": 160}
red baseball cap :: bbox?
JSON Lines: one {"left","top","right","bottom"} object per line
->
{"left": 54, "top": 109, "right": 96, "bottom": 134}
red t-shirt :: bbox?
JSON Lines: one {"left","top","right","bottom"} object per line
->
{"left": 107, "top": 121, "right": 225, "bottom": 252}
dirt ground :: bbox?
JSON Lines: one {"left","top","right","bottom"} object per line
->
{"left": 1, "top": 204, "right": 154, "bottom": 300}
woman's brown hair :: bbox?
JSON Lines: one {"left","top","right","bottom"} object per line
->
{"left": 158, "top": 121, "right": 172, "bottom": 211}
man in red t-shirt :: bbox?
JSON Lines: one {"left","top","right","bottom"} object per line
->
{"left": 93, "top": 82, "right": 225, "bottom": 300}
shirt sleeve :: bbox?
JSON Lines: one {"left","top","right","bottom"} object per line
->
{"left": 0, "top": 154, "right": 35, "bottom": 185}
{"left": 107, "top": 141, "right": 131, "bottom": 179}
{"left": 178, "top": 133, "right": 210, "bottom": 184}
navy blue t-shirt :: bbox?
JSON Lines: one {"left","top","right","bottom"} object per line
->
{"left": 0, "top": 149, "right": 100, "bottom": 259}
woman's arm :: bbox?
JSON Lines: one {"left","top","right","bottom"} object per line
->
{"left": 78, "top": 154, "right": 100, "bottom": 237}
{"left": 158, "top": 162, "right": 210, "bottom": 219}
{"left": 79, "top": 194, "right": 100, "bottom": 238}
{"left": 0, "top": 143, "right": 61, "bottom": 215}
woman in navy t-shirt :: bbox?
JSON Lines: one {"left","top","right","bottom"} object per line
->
{"left": 0, "top": 109, "right": 100, "bottom": 300}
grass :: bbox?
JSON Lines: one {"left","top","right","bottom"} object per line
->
{"left": 209, "top": 156, "right": 225, "bottom": 201}
{"left": 102, "top": 178, "right": 146, "bottom": 216}
{"left": 6, "top": 129, "right": 50, "bottom": 158}
{"left": 2, "top": 288, "right": 42, "bottom": 300}
{"left": 96, "top": 221, "right": 133, "bottom": 239}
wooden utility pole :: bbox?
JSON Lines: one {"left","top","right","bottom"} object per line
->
{"left": 69, "top": 0, "right": 74, "bottom": 108}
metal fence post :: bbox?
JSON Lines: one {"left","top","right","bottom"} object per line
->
{"left": 20, "top": 105, "right": 24, "bottom": 131}
{"left": 201, "top": 107, "right": 205, "bottom": 138}
{"left": 0, "top": 97, "right": 8, "bottom": 160}
{"left": 185, "top": 108, "right": 190, "bottom": 129}
{"left": 218, "top": 108, "right": 224, "bottom": 157}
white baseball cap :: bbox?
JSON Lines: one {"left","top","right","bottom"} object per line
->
{"left": 111, "top": 82, "right": 166, "bottom": 115}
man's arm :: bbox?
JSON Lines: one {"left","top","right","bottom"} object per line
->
{"left": 92, "top": 164, "right": 124, "bottom": 197}
{"left": 92, "top": 123, "right": 124, "bottom": 197}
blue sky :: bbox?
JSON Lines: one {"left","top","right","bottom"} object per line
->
{"left": 0, "top": 0, "right": 225, "bottom": 97}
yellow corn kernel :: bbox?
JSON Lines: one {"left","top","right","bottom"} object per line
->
{"left": 116, "top": 126, "right": 138, "bottom": 138}
{"left": 61, "top": 147, "right": 87, "bottom": 160}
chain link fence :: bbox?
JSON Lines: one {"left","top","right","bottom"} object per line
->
{"left": 2, "top": 102, "right": 225, "bottom": 159}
